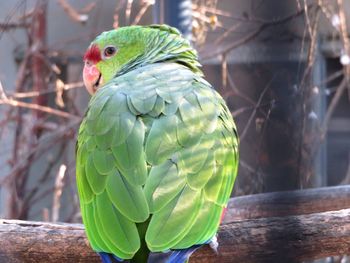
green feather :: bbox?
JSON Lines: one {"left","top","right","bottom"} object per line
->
{"left": 145, "top": 114, "right": 180, "bottom": 165}
{"left": 144, "top": 160, "right": 186, "bottom": 213}
{"left": 148, "top": 96, "right": 165, "bottom": 117}
{"left": 186, "top": 148, "right": 215, "bottom": 190}
{"left": 85, "top": 136, "right": 96, "bottom": 151}
{"left": 162, "top": 101, "right": 179, "bottom": 115}
{"left": 173, "top": 200, "right": 222, "bottom": 249}
{"left": 218, "top": 149, "right": 238, "bottom": 204}
{"left": 127, "top": 95, "right": 141, "bottom": 115}
{"left": 91, "top": 149, "right": 115, "bottom": 175}
{"left": 94, "top": 193, "right": 140, "bottom": 257}
{"left": 178, "top": 97, "right": 203, "bottom": 127}
{"left": 155, "top": 87, "right": 172, "bottom": 103}
{"left": 104, "top": 91, "right": 129, "bottom": 114}
{"left": 130, "top": 95, "right": 157, "bottom": 114}
{"left": 86, "top": 114, "right": 116, "bottom": 136}
{"left": 94, "top": 128, "right": 115, "bottom": 150}
{"left": 111, "top": 118, "right": 147, "bottom": 185}
{"left": 145, "top": 185, "right": 203, "bottom": 251}
{"left": 195, "top": 88, "right": 219, "bottom": 134}
{"left": 203, "top": 163, "right": 224, "bottom": 205}
{"left": 111, "top": 112, "right": 136, "bottom": 146}
{"left": 76, "top": 164, "right": 94, "bottom": 204}
{"left": 174, "top": 201, "right": 223, "bottom": 249}
{"left": 77, "top": 141, "right": 88, "bottom": 165}
{"left": 86, "top": 95, "right": 111, "bottom": 121}
{"left": 106, "top": 169, "right": 149, "bottom": 222}
{"left": 177, "top": 140, "right": 209, "bottom": 175}
{"left": 82, "top": 202, "right": 110, "bottom": 253}
{"left": 176, "top": 118, "right": 202, "bottom": 147}
{"left": 85, "top": 155, "right": 107, "bottom": 194}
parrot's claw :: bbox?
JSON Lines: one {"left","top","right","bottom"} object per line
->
{"left": 209, "top": 235, "right": 219, "bottom": 254}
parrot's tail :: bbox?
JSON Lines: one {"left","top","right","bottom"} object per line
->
{"left": 98, "top": 252, "right": 123, "bottom": 263}
{"left": 166, "top": 245, "right": 202, "bottom": 263}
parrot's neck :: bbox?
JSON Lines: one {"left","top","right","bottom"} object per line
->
{"left": 117, "top": 30, "right": 203, "bottom": 77}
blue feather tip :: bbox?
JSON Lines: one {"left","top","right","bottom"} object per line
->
{"left": 98, "top": 252, "right": 123, "bottom": 263}
{"left": 166, "top": 244, "right": 202, "bottom": 263}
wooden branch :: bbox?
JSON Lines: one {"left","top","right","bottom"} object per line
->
{"left": 192, "top": 209, "right": 350, "bottom": 263}
{"left": 0, "top": 220, "right": 97, "bottom": 263}
{"left": 224, "top": 185, "right": 350, "bottom": 222}
{"left": 1, "top": 186, "right": 350, "bottom": 262}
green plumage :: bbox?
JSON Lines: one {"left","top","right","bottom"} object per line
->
{"left": 76, "top": 25, "right": 239, "bottom": 262}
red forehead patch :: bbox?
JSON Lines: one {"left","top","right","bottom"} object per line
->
{"left": 83, "top": 44, "right": 101, "bottom": 64}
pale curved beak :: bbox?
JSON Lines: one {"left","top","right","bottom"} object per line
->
{"left": 83, "top": 61, "right": 103, "bottom": 95}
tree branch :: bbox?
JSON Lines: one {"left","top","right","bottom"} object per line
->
{"left": 192, "top": 208, "right": 350, "bottom": 263}
{"left": 224, "top": 185, "right": 350, "bottom": 222}
{"left": 1, "top": 186, "right": 350, "bottom": 262}
{"left": 200, "top": 5, "right": 312, "bottom": 61}
{"left": 0, "top": 98, "right": 81, "bottom": 120}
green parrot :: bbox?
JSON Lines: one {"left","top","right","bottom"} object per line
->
{"left": 76, "top": 24, "right": 239, "bottom": 263}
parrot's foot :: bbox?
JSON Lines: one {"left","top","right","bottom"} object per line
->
{"left": 98, "top": 252, "right": 123, "bottom": 263}
{"left": 209, "top": 235, "right": 219, "bottom": 254}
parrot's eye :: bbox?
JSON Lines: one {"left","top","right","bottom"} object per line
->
{"left": 103, "top": 45, "right": 117, "bottom": 59}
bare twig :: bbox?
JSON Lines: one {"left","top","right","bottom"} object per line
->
{"left": 221, "top": 53, "right": 227, "bottom": 88}
{"left": 337, "top": 0, "right": 350, "bottom": 87}
{"left": 0, "top": 81, "right": 8, "bottom": 101}
{"left": 113, "top": 0, "right": 126, "bottom": 28}
{"left": 201, "top": 6, "right": 309, "bottom": 60}
{"left": 0, "top": 22, "right": 28, "bottom": 30}
{"left": 0, "top": 98, "right": 80, "bottom": 120}
{"left": 239, "top": 78, "right": 272, "bottom": 140}
{"left": 131, "top": 1, "right": 153, "bottom": 25}
{"left": 23, "top": 143, "right": 68, "bottom": 212}
{"left": 125, "top": 0, "right": 134, "bottom": 25}
{"left": 10, "top": 81, "right": 84, "bottom": 99}
{"left": 192, "top": 4, "right": 232, "bottom": 18}
{"left": 321, "top": 78, "right": 348, "bottom": 138}
{"left": 52, "top": 164, "right": 67, "bottom": 222}
{"left": 0, "top": 120, "right": 80, "bottom": 187}
{"left": 57, "top": 0, "right": 96, "bottom": 24}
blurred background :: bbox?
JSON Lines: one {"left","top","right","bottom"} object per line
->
{"left": 0, "top": 0, "right": 349, "bottom": 256}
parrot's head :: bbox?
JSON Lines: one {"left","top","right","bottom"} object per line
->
{"left": 83, "top": 25, "right": 200, "bottom": 95}
{"left": 83, "top": 27, "right": 147, "bottom": 94}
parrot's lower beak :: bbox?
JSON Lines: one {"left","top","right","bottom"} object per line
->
{"left": 83, "top": 62, "right": 103, "bottom": 95}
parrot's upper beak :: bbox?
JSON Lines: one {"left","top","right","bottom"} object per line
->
{"left": 83, "top": 61, "right": 103, "bottom": 95}
{"left": 83, "top": 44, "right": 103, "bottom": 95}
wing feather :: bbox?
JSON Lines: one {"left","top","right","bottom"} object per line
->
{"left": 145, "top": 185, "right": 203, "bottom": 251}
{"left": 76, "top": 63, "right": 239, "bottom": 260}
{"left": 111, "top": 117, "right": 147, "bottom": 185}
{"left": 144, "top": 70, "right": 238, "bottom": 252}
{"left": 95, "top": 191, "right": 140, "bottom": 255}
{"left": 144, "top": 160, "right": 186, "bottom": 213}
{"left": 106, "top": 169, "right": 149, "bottom": 222}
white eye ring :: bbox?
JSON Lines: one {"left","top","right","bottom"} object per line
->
{"left": 102, "top": 45, "right": 117, "bottom": 59}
